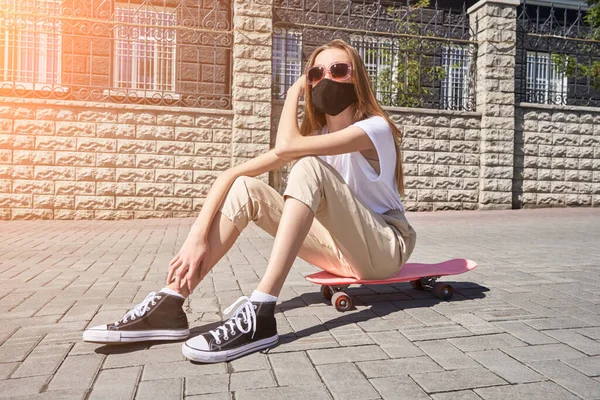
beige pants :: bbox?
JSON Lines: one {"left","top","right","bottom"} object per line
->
{"left": 219, "top": 156, "right": 417, "bottom": 280}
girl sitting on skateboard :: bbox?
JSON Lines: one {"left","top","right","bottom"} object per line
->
{"left": 83, "top": 39, "right": 417, "bottom": 363}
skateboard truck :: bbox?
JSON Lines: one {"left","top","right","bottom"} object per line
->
{"left": 320, "top": 277, "right": 454, "bottom": 312}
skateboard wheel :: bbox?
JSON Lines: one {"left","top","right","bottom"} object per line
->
{"left": 321, "top": 285, "right": 333, "bottom": 301}
{"left": 432, "top": 282, "right": 453, "bottom": 301}
{"left": 331, "top": 292, "right": 352, "bottom": 312}
{"left": 410, "top": 279, "right": 425, "bottom": 290}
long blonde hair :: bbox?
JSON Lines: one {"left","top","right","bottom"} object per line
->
{"left": 299, "top": 39, "right": 406, "bottom": 197}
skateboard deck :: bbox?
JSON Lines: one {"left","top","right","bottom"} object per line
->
{"left": 306, "top": 258, "right": 477, "bottom": 286}
{"left": 305, "top": 258, "right": 477, "bottom": 311}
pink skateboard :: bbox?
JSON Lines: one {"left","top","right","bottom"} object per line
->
{"left": 305, "top": 258, "right": 477, "bottom": 311}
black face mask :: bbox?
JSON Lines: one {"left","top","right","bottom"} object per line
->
{"left": 311, "top": 79, "right": 357, "bottom": 116}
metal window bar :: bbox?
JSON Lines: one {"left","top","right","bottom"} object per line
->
{"left": 1, "top": 0, "right": 61, "bottom": 87}
{"left": 517, "top": 1, "right": 600, "bottom": 107}
{"left": 272, "top": 28, "right": 302, "bottom": 99}
{"left": 114, "top": 4, "right": 176, "bottom": 94}
{"left": 525, "top": 51, "right": 568, "bottom": 105}
{"left": 441, "top": 45, "right": 469, "bottom": 110}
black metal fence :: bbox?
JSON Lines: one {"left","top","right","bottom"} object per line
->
{"left": 0, "top": 0, "right": 233, "bottom": 109}
{"left": 272, "top": 0, "right": 477, "bottom": 111}
{"left": 516, "top": 2, "right": 600, "bottom": 107}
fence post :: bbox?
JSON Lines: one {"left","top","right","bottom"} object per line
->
{"left": 231, "top": 0, "right": 273, "bottom": 182}
{"left": 468, "top": 0, "right": 519, "bottom": 210}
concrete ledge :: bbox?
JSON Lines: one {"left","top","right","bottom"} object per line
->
{"left": 519, "top": 102, "right": 600, "bottom": 114}
{"left": 0, "top": 96, "right": 234, "bottom": 116}
{"left": 468, "top": 0, "right": 520, "bottom": 14}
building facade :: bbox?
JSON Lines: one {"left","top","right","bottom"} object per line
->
{"left": 0, "top": 0, "right": 598, "bottom": 219}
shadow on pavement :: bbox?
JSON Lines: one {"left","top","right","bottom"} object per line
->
{"left": 274, "top": 282, "right": 489, "bottom": 345}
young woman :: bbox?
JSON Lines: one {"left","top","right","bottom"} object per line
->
{"left": 83, "top": 39, "right": 417, "bottom": 363}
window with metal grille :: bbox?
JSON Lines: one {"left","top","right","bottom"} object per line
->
{"left": 525, "top": 51, "right": 567, "bottom": 105}
{"left": 350, "top": 36, "right": 397, "bottom": 103}
{"left": 0, "top": 0, "right": 61, "bottom": 88}
{"left": 113, "top": 4, "right": 177, "bottom": 94}
{"left": 272, "top": 29, "right": 302, "bottom": 98}
{"left": 441, "top": 45, "right": 470, "bottom": 110}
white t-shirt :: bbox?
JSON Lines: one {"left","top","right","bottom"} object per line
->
{"left": 318, "top": 115, "right": 405, "bottom": 214}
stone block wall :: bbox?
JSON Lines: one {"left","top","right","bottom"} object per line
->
{"left": 388, "top": 109, "right": 482, "bottom": 212}
{"left": 515, "top": 104, "right": 600, "bottom": 208}
{"left": 0, "top": 99, "right": 233, "bottom": 220}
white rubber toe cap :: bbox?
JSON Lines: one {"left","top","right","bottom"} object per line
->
{"left": 184, "top": 335, "right": 210, "bottom": 351}
{"left": 86, "top": 324, "right": 109, "bottom": 331}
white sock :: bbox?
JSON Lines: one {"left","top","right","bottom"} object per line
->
{"left": 250, "top": 290, "right": 278, "bottom": 303}
{"left": 159, "top": 287, "right": 185, "bottom": 299}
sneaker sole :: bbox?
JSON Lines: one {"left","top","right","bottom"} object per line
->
{"left": 83, "top": 329, "right": 190, "bottom": 344}
{"left": 182, "top": 334, "right": 279, "bottom": 363}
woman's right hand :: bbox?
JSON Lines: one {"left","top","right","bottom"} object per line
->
{"left": 166, "top": 229, "right": 209, "bottom": 294}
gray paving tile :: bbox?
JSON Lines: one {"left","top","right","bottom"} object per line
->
{"left": 416, "top": 340, "right": 480, "bottom": 370}
{"left": 356, "top": 356, "right": 442, "bottom": 378}
{"left": 493, "top": 321, "right": 557, "bottom": 345}
{"left": 135, "top": 378, "right": 182, "bottom": 400}
{"left": 563, "top": 356, "right": 600, "bottom": 377}
{"left": 527, "top": 360, "right": 600, "bottom": 400}
{"left": 431, "top": 390, "right": 482, "bottom": 400}
{"left": 269, "top": 351, "right": 321, "bottom": 387}
{"left": 447, "top": 333, "right": 527, "bottom": 352}
{"left": 369, "top": 375, "right": 430, "bottom": 400}
{"left": 186, "top": 374, "right": 230, "bottom": 396}
{"left": 307, "top": 344, "right": 388, "bottom": 365}
{"left": 0, "top": 375, "right": 49, "bottom": 397}
{"left": 141, "top": 360, "right": 226, "bottom": 381}
{"left": 88, "top": 366, "right": 141, "bottom": 400}
{"left": 502, "top": 344, "right": 587, "bottom": 363}
{"left": 316, "top": 363, "right": 379, "bottom": 400}
{"left": 12, "top": 343, "right": 71, "bottom": 378}
{"left": 228, "top": 351, "right": 269, "bottom": 372}
{"left": 410, "top": 368, "right": 506, "bottom": 393}
{"left": 0, "top": 362, "right": 19, "bottom": 380}
{"left": 367, "top": 330, "right": 425, "bottom": 358}
{"left": 47, "top": 354, "right": 103, "bottom": 391}
{"left": 543, "top": 329, "right": 600, "bottom": 356}
{"left": 229, "top": 369, "right": 276, "bottom": 391}
{"left": 400, "top": 325, "right": 473, "bottom": 341}
{"left": 234, "top": 383, "right": 332, "bottom": 400}
{"left": 474, "top": 381, "right": 579, "bottom": 400}
{"left": 467, "top": 350, "right": 545, "bottom": 383}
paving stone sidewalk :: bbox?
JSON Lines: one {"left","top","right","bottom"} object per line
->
{"left": 1, "top": 207, "right": 599, "bottom": 400}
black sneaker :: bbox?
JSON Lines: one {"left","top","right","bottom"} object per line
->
{"left": 83, "top": 291, "right": 189, "bottom": 344}
{"left": 182, "top": 296, "right": 278, "bottom": 363}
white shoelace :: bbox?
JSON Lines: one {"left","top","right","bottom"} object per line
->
{"left": 114, "top": 291, "right": 161, "bottom": 326}
{"left": 209, "top": 296, "right": 257, "bottom": 344}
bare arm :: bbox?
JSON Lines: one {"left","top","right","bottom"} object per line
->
{"left": 275, "top": 75, "right": 375, "bottom": 161}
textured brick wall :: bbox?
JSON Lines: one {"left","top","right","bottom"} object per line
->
{"left": 515, "top": 104, "right": 600, "bottom": 208}
{"left": 0, "top": 99, "right": 233, "bottom": 220}
{"left": 389, "top": 109, "right": 482, "bottom": 212}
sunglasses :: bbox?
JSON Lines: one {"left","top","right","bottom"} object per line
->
{"left": 306, "top": 62, "right": 353, "bottom": 86}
